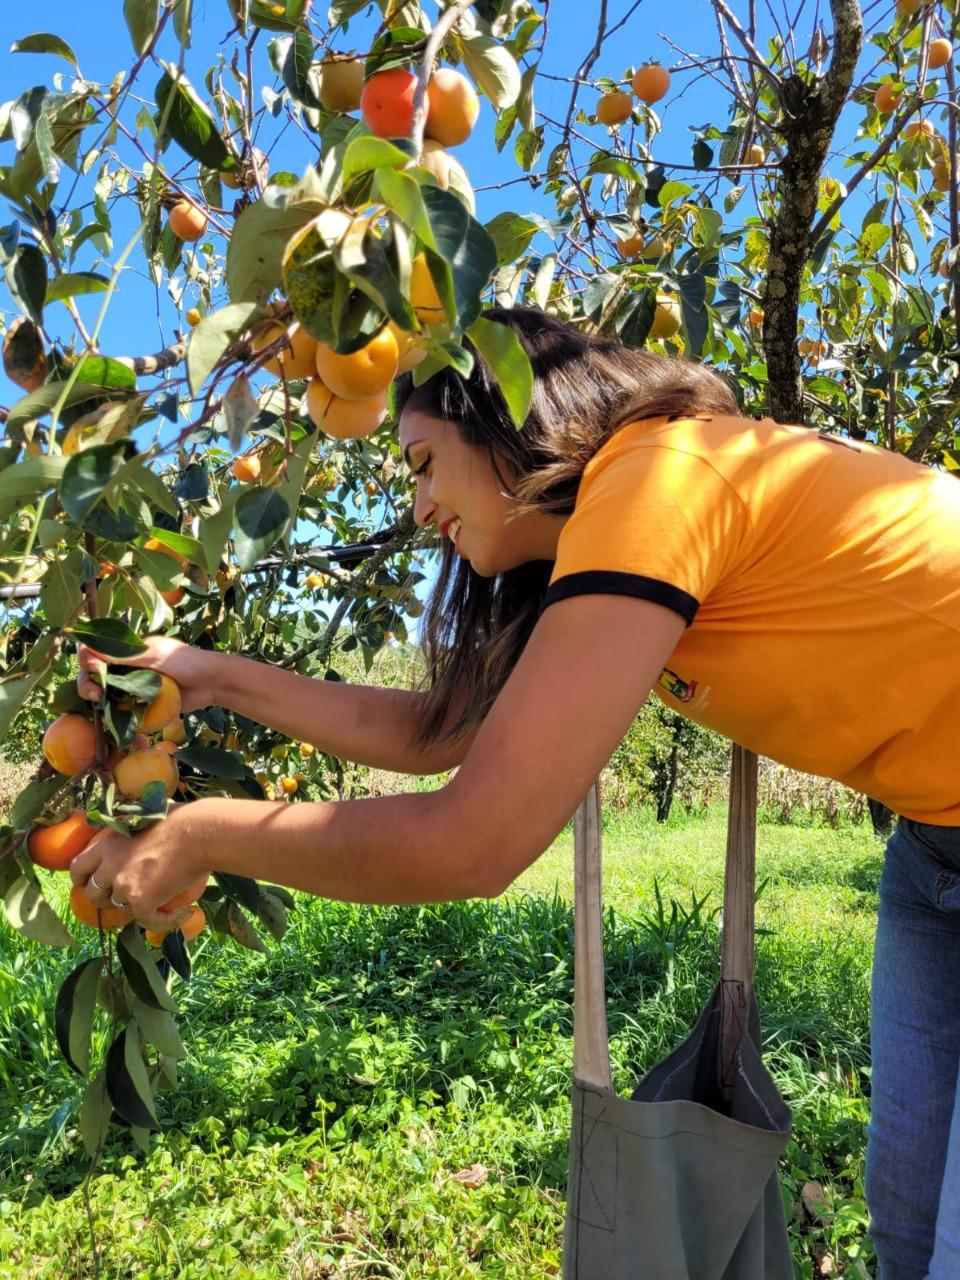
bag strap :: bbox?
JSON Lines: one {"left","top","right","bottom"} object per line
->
{"left": 572, "top": 747, "right": 759, "bottom": 1092}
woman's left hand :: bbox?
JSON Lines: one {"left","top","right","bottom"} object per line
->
{"left": 70, "top": 800, "right": 216, "bottom": 932}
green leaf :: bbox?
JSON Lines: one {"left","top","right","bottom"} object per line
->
{"left": 198, "top": 487, "right": 241, "bottom": 575}
{"left": 60, "top": 441, "right": 134, "bottom": 538}
{"left": 5, "top": 383, "right": 105, "bottom": 433}
{"left": 276, "top": 31, "right": 319, "bottom": 107}
{"left": 0, "top": 671, "right": 44, "bottom": 740}
{"left": 342, "top": 136, "right": 412, "bottom": 184}
{"left": 422, "top": 189, "right": 498, "bottom": 331}
{"left": 249, "top": 0, "right": 310, "bottom": 32}
{"left": 0, "top": 454, "right": 66, "bottom": 504}
{"left": 117, "top": 924, "right": 179, "bottom": 1013}
{"left": 155, "top": 64, "right": 235, "bottom": 172}
{"left": 4, "top": 875, "right": 74, "bottom": 948}
{"left": 106, "top": 1021, "right": 160, "bottom": 1130}
{"left": 232, "top": 487, "right": 290, "bottom": 570}
{"left": 10, "top": 775, "right": 65, "bottom": 831}
{"left": 40, "top": 548, "right": 83, "bottom": 628}
{"left": 46, "top": 272, "right": 110, "bottom": 304}
{"left": 174, "top": 745, "right": 246, "bottom": 779}
{"left": 459, "top": 33, "right": 521, "bottom": 108}
{"left": 171, "top": 0, "right": 192, "bottom": 47}
{"left": 483, "top": 212, "right": 538, "bottom": 269}
{"left": 860, "top": 223, "right": 891, "bottom": 257}
{"left": 124, "top": 0, "right": 159, "bottom": 54}
{"left": 105, "top": 669, "right": 161, "bottom": 701}
{"left": 658, "top": 180, "right": 695, "bottom": 209}
{"left": 226, "top": 192, "right": 325, "bottom": 305}
{"left": 67, "top": 618, "right": 146, "bottom": 660}
{"left": 79, "top": 1070, "right": 112, "bottom": 1158}
{"left": 187, "top": 300, "right": 261, "bottom": 395}
{"left": 588, "top": 153, "right": 645, "bottom": 187}
{"left": 5, "top": 244, "right": 47, "bottom": 325}
{"left": 376, "top": 167, "right": 435, "bottom": 250}
{"left": 467, "top": 316, "right": 533, "bottom": 429}
{"left": 143, "top": 527, "right": 203, "bottom": 564}
{"left": 55, "top": 958, "right": 105, "bottom": 1075}
{"left": 10, "top": 33, "right": 80, "bottom": 68}
{"left": 73, "top": 356, "right": 137, "bottom": 391}
{"left": 129, "top": 993, "right": 187, "bottom": 1059}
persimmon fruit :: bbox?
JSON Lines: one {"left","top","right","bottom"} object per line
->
{"left": 168, "top": 200, "right": 208, "bottom": 242}
{"left": 232, "top": 454, "right": 262, "bottom": 483}
{"left": 596, "top": 91, "right": 633, "bottom": 126}
{"left": 314, "top": 326, "right": 399, "bottom": 401}
{"left": 145, "top": 904, "right": 207, "bottom": 946}
{"left": 140, "top": 674, "right": 182, "bottom": 734}
{"left": 410, "top": 254, "right": 446, "bottom": 325}
{"left": 616, "top": 232, "right": 644, "bottom": 259}
{"left": 114, "top": 748, "right": 179, "bottom": 799}
{"left": 252, "top": 319, "right": 319, "bottom": 379}
{"left": 319, "top": 54, "right": 365, "bottom": 112}
{"left": 928, "top": 38, "right": 952, "bottom": 70}
{"left": 70, "top": 883, "right": 133, "bottom": 931}
{"left": 874, "top": 83, "right": 902, "bottom": 113}
{"left": 417, "top": 138, "right": 451, "bottom": 189}
{"left": 305, "top": 381, "right": 389, "bottom": 439}
{"left": 389, "top": 321, "right": 428, "bottom": 373}
{"left": 42, "top": 714, "right": 98, "bottom": 776}
{"left": 29, "top": 811, "right": 98, "bottom": 872}
{"left": 360, "top": 67, "right": 418, "bottom": 137}
{"left": 631, "top": 64, "right": 670, "bottom": 104}
{"left": 648, "top": 296, "right": 682, "bottom": 341}
{"left": 425, "top": 69, "right": 480, "bottom": 147}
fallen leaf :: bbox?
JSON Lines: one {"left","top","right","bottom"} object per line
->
{"left": 802, "top": 1179, "right": 831, "bottom": 1221}
{"left": 450, "top": 1162, "right": 487, "bottom": 1189}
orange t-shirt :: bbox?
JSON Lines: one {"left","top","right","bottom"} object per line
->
{"left": 543, "top": 414, "right": 960, "bottom": 825}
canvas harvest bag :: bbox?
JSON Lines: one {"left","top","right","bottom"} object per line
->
{"left": 562, "top": 746, "right": 793, "bottom": 1280}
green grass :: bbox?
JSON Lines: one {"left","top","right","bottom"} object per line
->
{"left": 0, "top": 807, "right": 882, "bottom": 1278}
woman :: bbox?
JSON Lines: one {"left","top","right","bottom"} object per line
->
{"left": 74, "top": 307, "right": 960, "bottom": 1278}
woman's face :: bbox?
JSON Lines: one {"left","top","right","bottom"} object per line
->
{"left": 398, "top": 408, "right": 566, "bottom": 576}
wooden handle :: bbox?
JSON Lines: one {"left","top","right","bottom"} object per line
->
{"left": 573, "top": 780, "right": 611, "bottom": 1088}
{"left": 720, "top": 744, "right": 758, "bottom": 1099}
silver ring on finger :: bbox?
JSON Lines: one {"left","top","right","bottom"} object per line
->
{"left": 111, "top": 894, "right": 130, "bottom": 909}
{"left": 90, "top": 873, "right": 109, "bottom": 892}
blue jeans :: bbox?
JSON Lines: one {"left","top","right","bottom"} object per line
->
{"left": 867, "top": 817, "right": 960, "bottom": 1278}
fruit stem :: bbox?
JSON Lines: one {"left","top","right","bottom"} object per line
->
{"left": 409, "top": 0, "right": 476, "bottom": 156}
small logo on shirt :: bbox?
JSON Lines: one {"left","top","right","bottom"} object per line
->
{"left": 657, "top": 667, "right": 699, "bottom": 703}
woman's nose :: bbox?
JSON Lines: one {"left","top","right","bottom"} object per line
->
{"left": 413, "top": 490, "right": 436, "bottom": 529}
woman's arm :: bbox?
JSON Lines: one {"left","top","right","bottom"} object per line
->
{"left": 72, "top": 595, "right": 685, "bottom": 928}
{"left": 215, "top": 651, "right": 475, "bottom": 775}
{"left": 79, "top": 638, "right": 475, "bottom": 775}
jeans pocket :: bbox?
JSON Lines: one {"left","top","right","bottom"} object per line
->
{"left": 897, "top": 820, "right": 960, "bottom": 912}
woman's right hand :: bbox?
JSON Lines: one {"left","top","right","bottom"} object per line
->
{"left": 77, "top": 635, "right": 220, "bottom": 714}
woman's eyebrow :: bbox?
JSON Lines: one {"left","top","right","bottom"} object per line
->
{"left": 402, "top": 439, "right": 425, "bottom": 468}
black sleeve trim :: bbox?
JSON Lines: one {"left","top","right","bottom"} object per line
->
{"left": 541, "top": 571, "right": 699, "bottom": 625}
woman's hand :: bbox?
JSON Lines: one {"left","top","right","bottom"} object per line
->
{"left": 77, "top": 634, "right": 220, "bottom": 713}
{"left": 70, "top": 801, "right": 216, "bottom": 932}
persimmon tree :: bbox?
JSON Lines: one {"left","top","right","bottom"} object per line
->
{"left": 0, "top": 0, "right": 956, "bottom": 1221}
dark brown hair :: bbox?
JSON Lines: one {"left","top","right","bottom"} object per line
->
{"left": 394, "top": 306, "right": 738, "bottom": 754}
